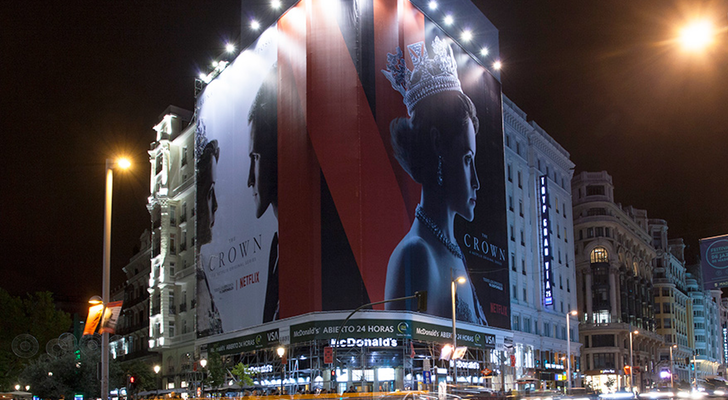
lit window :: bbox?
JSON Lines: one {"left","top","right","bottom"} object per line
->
{"left": 590, "top": 247, "right": 609, "bottom": 263}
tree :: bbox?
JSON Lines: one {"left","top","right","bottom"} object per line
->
{"left": 20, "top": 335, "right": 124, "bottom": 400}
{"left": 115, "top": 360, "right": 157, "bottom": 393}
{"left": 0, "top": 289, "right": 72, "bottom": 391}
{"left": 204, "top": 350, "right": 227, "bottom": 389}
{"left": 231, "top": 363, "right": 254, "bottom": 388}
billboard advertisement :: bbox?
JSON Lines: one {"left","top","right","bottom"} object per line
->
{"left": 700, "top": 234, "right": 728, "bottom": 289}
{"left": 196, "top": 0, "right": 509, "bottom": 337}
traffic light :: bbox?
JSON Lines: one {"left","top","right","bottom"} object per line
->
{"left": 330, "top": 369, "right": 336, "bottom": 380}
{"left": 415, "top": 291, "right": 428, "bottom": 313}
{"left": 691, "top": 363, "right": 695, "bottom": 371}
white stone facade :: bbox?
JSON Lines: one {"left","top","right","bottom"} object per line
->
{"left": 503, "top": 96, "right": 579, "bottom": 390}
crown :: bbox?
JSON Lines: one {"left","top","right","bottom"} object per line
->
{"left": 382, "top": 36, "right": 462, "bottom": 116}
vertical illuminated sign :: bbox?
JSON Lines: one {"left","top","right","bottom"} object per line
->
{"left": 723, "top": 326, "right": 727, "bottom": 363}
{"left": 540, "top": 176, "right": 553, "bottom": 306}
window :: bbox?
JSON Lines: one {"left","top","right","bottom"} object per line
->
{"left": 586, "top": 185, "right": 605, "bottom": 196}
{"left": 512, "top": 285, "right": 517, "bottom": 298}
{"left": 169, "top": 238, "right": 176, "bottom": 255}
{"left": 567, "top": 279, "right": 570, "bottom": 292}
{"left": 591, "top": 334, "right": 615, "bottom": 347}
{"left": 663, "top": 303, "right": 671, "bottom": 313}
{"left": 170, "top": 206, "right": 176, "bottom": 226}
{"left": 587, "top": 208, "right": 607, "bottom": 216}
{"left": 506, "top": 134, "right": 511, "bottom": 147}
{"left": 519, "top": 200, "right": 523, "bottom": 216}
{"left": 168, "top": 322, "right": 175, "bottom": 337}
{"left": 523, "top": 288, "right": 527, "bottom": 302}
{"left": 511, "top": 253, "right": 516, "bottom": 271}
{"left": 509, "top": 196, "right": 514, "bottom": 211}
{"left": 520, "top": 230, "right": 525, "bottom": 246}
{"left": 181, "top": 146, "right": 188, "bottom": 166}
{"left": 510, "top": 225, "right": 515, "bottom": 241}
{"left": 544, "top": 322, "right": 551, "bottom": 337}
{"left": 516, "top": 142, "right": 521, "bottom": 155}
{"left": 664, "top": 318, "right": 672, "bottom": 328}
{"left": 587, "top": 227, "right": 594, "bottom": 238}
{"left": 595, "top": 227, "right": 604, "bottom": 237}
{"left": 507, "top": 164, "right": 512, "bottom": 181}
{"left": 593, "top": 353, "right": 616, "bottom": 369}
{"left": 590, "top": 247, "right": 609, "bottom": 263}
{"left": 168, "top": 291, "right": 175, "bottom": 315}
{"left": 518, "top": 171, "right": 522, "bottom": 188}
{"left": 513, "top": 315, "right": 520, "bottom": 331}
{"left": 564, "top": 227, "right": 568, "bottom": 242}
{"left": 522, "top": 259, "right": 526, "bottom": 275}
{"left": 524, "top": 318, "right": 531, "bottom": 333}
{"left": 555, "top": 197, "right": 560, "bottom": 214}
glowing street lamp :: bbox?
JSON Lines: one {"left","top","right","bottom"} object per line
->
{"left": 629, "top": 330, "right": 639, "bottom": 392}
{"left": 100, "top": 157, "right": 131, "bottom": 400}
{"left": 277, "top": 347, "right": 286, "bottom": 394}
{"left": 451, "top": 273, "right": 466, "bottom": 386}
{"left": 669, "top": 344, "right": 677, "bottom": 389}
{"left": 566, "top": 310, "right": 578, "bottom": 393}
{"left": 679, "top": 20, "right": 715, "bottom": 52}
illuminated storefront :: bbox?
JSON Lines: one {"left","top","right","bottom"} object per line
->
{"left": 199, "top": 311, "right": 508, "bottom": 393}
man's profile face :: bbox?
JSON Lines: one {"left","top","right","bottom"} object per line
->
{"left": 197, "top": 143, "right": 219, "bottom": 245}
{"left": 248, "top": 123, "right": 273, "bottom": 218}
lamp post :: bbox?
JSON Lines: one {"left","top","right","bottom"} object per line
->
{"left": 100, "top": 157, "right": 131, "bottom": 400}
{"left": 277, "top": 346, "right": 286, "bottom": 395}
{"left": 629, "top": 330, "right": 638, "bottom": 393}
{"left": 669, "top": 345, "right": 677, "bottom": 390}
{"left": 199, "top": 358, "right": 207, "bottom": 397}
{"left": 154, "top": 365, "right": 161, "bottom": 392}
{"left": 451, "top": 272, "right": 466, "bottom": 387}
{"left": 566, "top": 310, "right": 577, "bottom": 393}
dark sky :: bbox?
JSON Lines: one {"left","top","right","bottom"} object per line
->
{"left": 2, "top": 0, "right": 727, "bottom": 314}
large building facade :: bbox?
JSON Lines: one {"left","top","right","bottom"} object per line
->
{"left": 147, "top": 106, "right": 199, "bottom": 389}
{"left": 650, "top": 223, "right": 692, "bottom": 385}
{"left": 140, "top": 0, "right": 515, "bottom": 395}
{"left": 572, "top": 172, "right": 664, "bottom": 393}
{"left": 503, "top": 97, "right": 580, "bottom": 390}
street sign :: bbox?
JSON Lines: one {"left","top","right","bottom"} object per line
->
{"left": 423, "top": 370, "right": 432, "bottom": 384}
{"left": 324, "top": 346, "right": 333, "bottom": 364}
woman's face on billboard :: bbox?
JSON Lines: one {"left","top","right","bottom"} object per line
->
{"left": 248, "top": 123, "right": 274, "bottom": 218}
{"left": 443, "top": 119, "right": 479, "bottom": 221}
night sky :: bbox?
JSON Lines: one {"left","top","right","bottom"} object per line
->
{"left": 2, "top": 0, "right": 727, "bottom": 315}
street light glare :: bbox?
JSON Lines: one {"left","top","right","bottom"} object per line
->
{"left": 117, "top": 157, "right": 131, "bottom": 170}
{"left": 679, "top": 20, "right": 714, "bottom": 51}
{"left": 89, "top": 295, "right": 103, "bottom": 304}
{"left": 570, "top": 310, "right": 578, "bottom": 316}
{"left": 225, "top": 43, "right": 236, "bottom": 53}
{"left": 277, "top": 346, "right": 285, "bottom": 357}
{"left": 456, "top": 276, "right": 466, "bottom": 284}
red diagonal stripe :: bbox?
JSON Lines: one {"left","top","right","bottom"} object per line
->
{"left": 307, "top": 0, "right": 410, "bottom": 306}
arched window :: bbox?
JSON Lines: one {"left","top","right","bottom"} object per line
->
{"left": 591, "top": 247, "right": 609, "bottom": 263}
